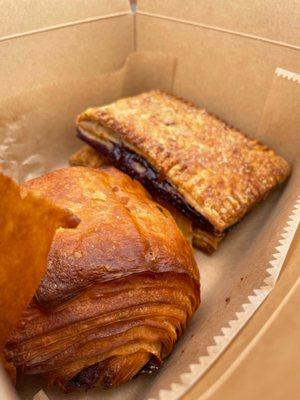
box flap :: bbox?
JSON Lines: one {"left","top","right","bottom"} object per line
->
{"left": 1, "top": 0, "right": 131, "bottom": 39}
{"left": 138, "top": 0, "right": 300, "bottom": 47}
{"left": 136, "top": 1, "right": 300, "bottom": 136}
{"left": 0, "top": 0, "right": 133, "bottom": 99}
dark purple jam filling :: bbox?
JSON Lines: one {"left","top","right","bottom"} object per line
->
{"left": 77, "top": 128, "right": 216, "bottom": 234}
{"left": 67, "top": 356, "right": 161, "bottom": 391}
{"left": 67, "top": 362, "right": 103, "bottom": 390}
{"left": 139, "top": 356, "right": 161, "bottom": 375}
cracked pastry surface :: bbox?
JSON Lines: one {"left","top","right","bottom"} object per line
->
{"left": 5, "top": 166, "right": 199, "bottom": 391}
{"left": 76, "top": 90, "right": 290, "bottom": 251}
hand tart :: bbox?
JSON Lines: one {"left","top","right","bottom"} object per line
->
{"left": 5, "top": 166, "right": 199, "bottom": 391}
{"left": 76, "top": 91, "right": 291, "bottom": 253}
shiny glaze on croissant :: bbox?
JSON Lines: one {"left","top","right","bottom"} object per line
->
{"left": 5, "top": 166, "right": 200, "bottom": 391}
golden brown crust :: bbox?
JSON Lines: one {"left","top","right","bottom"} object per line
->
{"left": 0, "top": 172, "right": 79, "bottom": 351}
{"left": 154, "top": 197, "right": 193, "bottom": 245}
{"left": 77, "top": 91, "right": 290, "bottom": 233}
{"left": 192, "top": 227, "right": 225, "bottom": 254}
{"left": 5, "top": 167, "right": 200, "bottom": 391}
{"left": 69, "top": 146, "right": 108, "bottom": 168}
{"left": 22, "top": 166, "right": 198, "bottom": 308}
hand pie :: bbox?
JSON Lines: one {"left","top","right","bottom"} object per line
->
{"left": 5, "top": 166, "right": 199, "bottom": 391}
{"left": 76, "top": 91, "right": 291, "bottom": 253}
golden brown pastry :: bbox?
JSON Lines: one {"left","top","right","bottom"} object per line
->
{"left": 69, "top": 146, "right": 108, "bottom": 168}
{"left": 0, "top": 172, "right": 78, "bottom": 382}
{"left": 69, "top": 147, "right": 194, "bottom": 244}
{"left": 76, "top": 90, "right": 291, "bottom": 252}
{"left": 5, "top": 166, "right": 199, "bottom": 391}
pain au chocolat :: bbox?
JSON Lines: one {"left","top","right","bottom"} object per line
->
{"left": 5, "top": 166, "right": 199, "bottom": 391}
{"left": 76, "top": 91, "right": 290, "bottom": 253}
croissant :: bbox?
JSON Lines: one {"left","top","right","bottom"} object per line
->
{"left": 5, "top": 166, "right": 200, "bottom": 391}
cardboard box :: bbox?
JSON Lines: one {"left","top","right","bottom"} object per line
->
{"left": 0, "top": 1, "right": 299, "bottom": 399}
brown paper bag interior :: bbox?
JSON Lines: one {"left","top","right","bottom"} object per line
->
{"left": 0, "top": 2, "right": 299, "bottom": 399}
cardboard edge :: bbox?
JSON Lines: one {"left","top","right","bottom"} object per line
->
{"left": 135, "top": 11, "right": 300, "bottom": 52}
{"left": 0, "top": 12, "right": 132, "bottom": 43}
{"left": 151, "top": 195, "right": 300, "bottom": 400}
{"left": 275, "top": 68, "right": 300, "bottom": 83}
